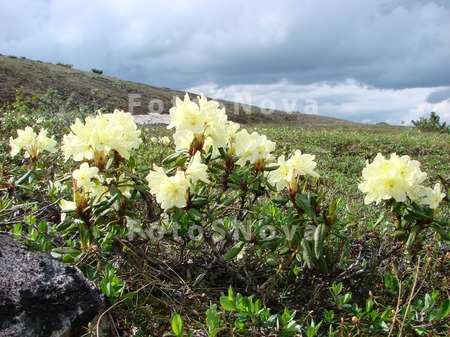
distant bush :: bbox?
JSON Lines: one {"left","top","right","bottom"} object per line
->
{"left": 91, "top": 68, "right": 103, "bottom": 74}
{"left": 56, "top": 62, "right": 73, "bottom": 68}
{"left": 8, "top": 55, "right": 17, "bottom": 59}
{"left": 412, "top": 111, "right": 449, "bottom": 133}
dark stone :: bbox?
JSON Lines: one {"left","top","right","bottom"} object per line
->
{"left": 0, "top": 233, "right": 105, "bottom": 337}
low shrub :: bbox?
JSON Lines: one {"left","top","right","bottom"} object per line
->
{"left": 1, "top": 92, "right": 449, "bottom": 336}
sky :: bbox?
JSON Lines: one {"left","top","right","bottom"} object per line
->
{"left": 1, "top": 0, "right": 450, "bottom": 125}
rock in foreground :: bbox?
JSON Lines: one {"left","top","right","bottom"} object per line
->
{"left": 0, "top": 234, "right": 105, "bottom": 337}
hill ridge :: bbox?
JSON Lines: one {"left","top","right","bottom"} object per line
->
{"left": 0, "top": 54, "right": 355, "bottom": 125}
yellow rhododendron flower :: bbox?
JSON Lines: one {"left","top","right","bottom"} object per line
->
{"left": 146, "top": 164, "right": 168, "bottom": 196}
{"left": 10, "top": 126, "right": 57, "bottom": 161}
{"left": 169, "top": 94, "right": 231, "bottom": 152}
{"left": 200, "top": 95, "right": 228, "bottom": 149}
{"left": 267, "top": 155, "right": 294, "bottom": 191}
{"left": 268, "top": 150, "right": 319, "bottom": 192}
{"left": 420, "top": 183, "right": 446, "bottom": 209}
{"left": 234, "top": 129, "right": 276, "bottom": 167}
{"left": 173, "top": 130, "right": 194, "bottom": 152}
{"left": 358, "top": 153, "right": 429, "bottom": 205}
{"left": 147, "top": 167, "right": 189, "bottom": 210}
{"left": 61, "top": 121, "right": 94, "bottom": 161}
{"left": 59, "top": 199, "right": 77, "bottom": 221}
{"left": 289, "top": 150, "right": 320, "bottom": 178}
{"left": 72, "top": 162, "right": 99, "bottom": 190}
{"left": 160, "top": 136, "right": 171, "bottom": 146}
{"left": 168, "top": 94, "right": 208, "bottom": 134}
{"left": 186, "top": 152, "right": 210, "bottom": 184}
{"left": 61, "top": 109, "right": 141, "bottom": 168}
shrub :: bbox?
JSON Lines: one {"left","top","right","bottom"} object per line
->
{"left": 1, "top": 92, "right": 449, "bottom": 336}
{"left": 91, "top": 68, "right": 103, "bottom": 74}
{"left": 412, "top": 111, "right": 449, "bottom": 133}
{"left": 56, "top": 62, "right": 73, "bottom": 68}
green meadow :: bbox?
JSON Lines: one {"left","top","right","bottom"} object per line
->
{"left": 1, "top": 92, "right": 449, "bottom": 336}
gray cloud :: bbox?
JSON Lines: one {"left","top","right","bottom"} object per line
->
{"left": 426, "top": 88, "right": 450, "bottom": 103}
{"left": 1, "top": 0, "right": 449, "bottom": 123}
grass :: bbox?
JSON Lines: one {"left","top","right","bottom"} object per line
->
{"left": 128, "top": 123, "right": 450, "bottom": 335}
{"left": 1, "top": 93, "right": 449, "bottom": 336}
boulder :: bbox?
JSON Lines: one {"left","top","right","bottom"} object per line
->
{"left": 0, "top": 233, "right": 105, "bottom": 337}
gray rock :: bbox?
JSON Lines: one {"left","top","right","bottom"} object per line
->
{"left": 0, "top": 233, "right": 105, "bottom": 337}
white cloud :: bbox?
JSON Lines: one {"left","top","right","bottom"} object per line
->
{"left": 185, "top": 80, "right": 450, "bottom": 125}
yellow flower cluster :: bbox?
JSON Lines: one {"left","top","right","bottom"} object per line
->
{"left": 146, "top": 152, "right": 209, "bottom": 210}
{"left": 60, "top": 161, "right": 134, "bottom": 217}
{"left": 169, "top": 94, "right": 229, "bottom": 152}
{"left": 268, "top": 150, "right": 320, "bottom": 193}
{"left": 358, "top": 153, "right": 445, "bottom": 208}
{"left": 147, "top": 94, "right": 282, "bottom": 209}
{"left": 57, "top": 110, "right": 140, "bottom": 216}
{"left": 9, "top": 126, "right": 57, "bottom": 162}
{"left": 61, "top": 109, "right": 141, "bottom": 170}
{"left": 234, "top": 129, "right": 276, "bottom": 169}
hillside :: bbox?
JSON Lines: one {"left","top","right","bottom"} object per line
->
{"left": 0, "top": 54, "right": 355, "bottom": 125}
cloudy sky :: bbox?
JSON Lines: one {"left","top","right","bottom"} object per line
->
{"left": 1, "top": 0, "right": 450, "bottom": 124}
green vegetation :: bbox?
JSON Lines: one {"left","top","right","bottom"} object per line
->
{"left": 412, "top": 111, "right": 449, "bottom": 134}
{"left": 91, "top": 68, "right": 103, "bottom": 74}
{"left": 1, "top": 91, "right": 449, "bottom": 336}
{"left": 56, "top": 61, "right": 73, "bottom": 68}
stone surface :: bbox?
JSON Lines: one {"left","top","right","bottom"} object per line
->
{"left": 0, "top": 234, "right": 105, "bottom": 337}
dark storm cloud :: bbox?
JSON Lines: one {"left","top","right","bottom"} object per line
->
{"left": 1, "top": 0, "right": 449, "bottom": 124}
{"left": 2, "top": 0, "right": 449, "bottom": 90}
{"left": 190, "top": 0, "right": 450, "bottom": 89}
{"left": 426, "top": 88, "right": 450, "bottom": 104}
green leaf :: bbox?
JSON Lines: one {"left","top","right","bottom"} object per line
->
{"left": 190, "top": 198, "right": 209, "bottom": 207}
{"left": 171, "top": 313, "right": 184, "bottom": 337}
{"left": 209, "top": 327, "right": 226, "bottom": 337}
{"left": 424, "top": 293, "right": 432, "bottom": 311}
{"left": 431, "top": 223, "right": 450, "bottom": 241}
{"left": 38, "top": 220, "right": 47, "bottom": 232}
{"left": 54, "top": 220, "right": 75, "bottom": 232}
{"left": 51, "top": 247, "right": 82, "bottom": 263}
{"left": 366, "top": 298, "right": 374, "bottom": 312}
{"left": 272, "top": 198, "right": 289, "bottom": 205}
{"left": 435, "top": 299, "right": 450, "bottom": 320}
{"left": 331, "top": 282, "right": 343, "bottom": 296}
{"left": 414, "top": 327, "right": 429, "bottom": 335}
{"left": 295, "top": 194, "right": 315, "bottom": 218}
{"left": 220, "top": 296, "right": 236, "bottom": 311}
{"left": 218, "top": 146, "right": 228, "bottom": 160}
{"left": 393, "top": 229, "right": 407, "bottom": 238}
{"left": 187, "top": 208, "right": 203, "bottom": 222}
{"left": 313, "top": 223, "right": 327, "bottom": 259}
{"left": 162, "top": 152, "right": 184, "bottom": 165}
{"left": 224, "top": 241, "right": 245, "bottom": 261}
{"left": 301, "top": 239, "right": 316, "bottom": 269}
{"left": 222, "top": 195, "right": 238, "bottom": 207}
{"left": 317, "top": 254, "right": 328, "bottom": 274}
{"left": 227, "top": 183, "right": 241, "bottom": 189}
{"left": 16, "top": 170, "right": 32, "bottom": 185}
{"left": 405, "top": 225, "right": 420, "bottom": 249}
{"left": 13, "top": 223, "right": 23, "bottom": 235}
{"left": 93, "top": 193, "right": 119, "bottom": 216}
{"left": 126, "top": 184, "right": 150, "bottom": 193}
{"left": 264, "top": 164, "right": 280, "bottom": 171}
